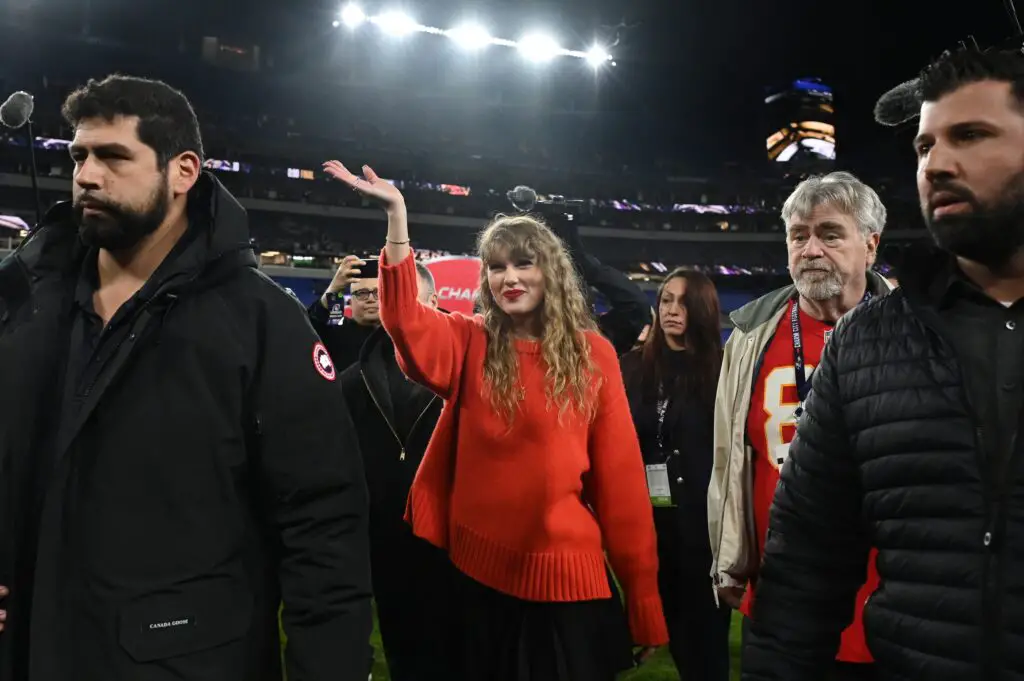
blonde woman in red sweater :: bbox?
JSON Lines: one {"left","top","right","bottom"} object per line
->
{"left": 323, "top": 160, "right": 668, "bottom": 681}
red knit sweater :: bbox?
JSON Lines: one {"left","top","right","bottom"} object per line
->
{"left": 378, "top": 250, "right": 668, "bottom": 646}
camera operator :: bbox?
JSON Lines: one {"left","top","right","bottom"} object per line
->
{"left": 509, "top": 189, "right": 651, "bottom": 355}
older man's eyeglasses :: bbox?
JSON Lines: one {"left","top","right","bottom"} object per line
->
{"left": 351, "top": 289, "right": 379, "bottom": 301}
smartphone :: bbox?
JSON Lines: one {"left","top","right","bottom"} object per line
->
{"left": 355, "top": 257, "right": 380, "bottom": 279}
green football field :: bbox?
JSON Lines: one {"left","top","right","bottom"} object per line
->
{"left": 365, "top": 608, "right": 745, "bottom": 680}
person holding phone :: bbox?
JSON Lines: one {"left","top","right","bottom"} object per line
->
{"left": 307, "top": 254, "right": 381, "bottom": 679}
{"left": 323, "top": 159, "right": 668, "bottom": 680}
{"left": 309, "top": 255, "right": 381, "bottom": 371}
{"left": 338, "top": 261, "right": 462, "bottom": 681}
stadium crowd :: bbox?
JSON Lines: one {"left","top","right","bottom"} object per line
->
{"left": 4, "top": 27, "right": 1024, "bottom": 681}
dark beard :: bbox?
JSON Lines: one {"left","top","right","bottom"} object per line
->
{"left": 925, "top": 172, "right": 1024, "bottom": 272}
{"left": 74, "top": 176, "right": 170, "bottom": 252}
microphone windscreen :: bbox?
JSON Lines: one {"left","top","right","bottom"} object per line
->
{"left": 507, "top": 185, "right": 537, "bottom": 211}
{"left": 512, "top": 185, "right": 536, "bottom": 201}
{"left": 0, "top": 91, "right": 34, "bottom": 129}
{"left": 874, "top": 78, "right": 921, "bottom": 127}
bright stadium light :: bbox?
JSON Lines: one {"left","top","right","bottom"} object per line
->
{"left": 447, "top": 23, "right": 491, "bottom": 50}
{"left": 585, "top": 45, "right": 612, "bottom": 67}
{"left": 340, "top": 3, "right": 365, "bottom": 27}
{"left": 336, "top": 8, "right": 612, "bottom": 65}
{"left": 518, "top": 33, "right": 560, "bottom": 62}
{"left": 374, "top": 10, "right": 418, "bottom": 36}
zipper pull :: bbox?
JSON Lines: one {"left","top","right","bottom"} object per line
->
{"left": 400, "top": 448, "right": 406, "bottom": 461}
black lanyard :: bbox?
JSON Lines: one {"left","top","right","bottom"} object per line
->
{"left": 656, "top": 396, "right": 669, "bottom": 456}
{"left": 791, "top": 291, "right": 871, "bottom": 410}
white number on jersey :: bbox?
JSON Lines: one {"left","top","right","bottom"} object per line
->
{"left": 761, "top": 363, "right": 815, "bottom": 470}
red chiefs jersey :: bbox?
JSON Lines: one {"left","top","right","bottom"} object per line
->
{"left": 741, "top": 301, "right": 880, "bottom": 664}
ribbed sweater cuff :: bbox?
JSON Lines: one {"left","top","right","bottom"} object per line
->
{"left": 378, "top": 247, "right": 421, "bottom": 323}
{"left": 615, "top": 555, "right": 669, "bottom": 645}
{"left": 404, "top": 484, "right": 449, "bottom": 550}
{"left": 627, "top": 594, "right": 670, "bottom": 646}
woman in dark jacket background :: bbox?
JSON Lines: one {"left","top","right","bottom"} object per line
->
{"left": 621, "top": 267, "right": 732, "bottom": 680}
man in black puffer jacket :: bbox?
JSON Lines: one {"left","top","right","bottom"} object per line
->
{"left": 742, "top": 48, "right": 1024, "bottom": 681}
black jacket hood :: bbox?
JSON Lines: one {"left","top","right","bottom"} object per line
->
{"left": 9, "top": 171, "right": 255, "bottom": 296}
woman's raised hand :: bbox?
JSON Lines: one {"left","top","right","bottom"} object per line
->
{"left": 323, "top": 160, "right": 405, "bottom": 213}
{"left": 324, "top": 160, "right": 411, "bottom": 263}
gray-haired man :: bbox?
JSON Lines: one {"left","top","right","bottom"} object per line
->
{"left": 707, "top": 171, "right": 894, "bottom": 680}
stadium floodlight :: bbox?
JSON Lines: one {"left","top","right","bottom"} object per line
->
{"left": 340, "top": 3, "right": 366, "bottom": 27}
{"left": 336, "top": 7, "right": 613, "bottom": 65}
{"left": 518, "top": 33, "right": 560, "bottom": 62}
{"left": 447, "top": 23, "right": 491, "bottom": 50}
{"left": 585, "top": 45, "right": 612, "bottom": 67}
{"left": 374, "top": 10, "right": 418, "bottom": 36}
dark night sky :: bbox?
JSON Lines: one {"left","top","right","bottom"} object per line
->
{"left": 604, "top": 0, "right": 1017, "bottom": 171}
{"left": 3, "top": 0, "right": 1021, "bottom": 177}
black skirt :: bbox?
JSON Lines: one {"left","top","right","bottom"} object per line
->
{"left": 452, "top": 567, "right": 636, "bottom": 681}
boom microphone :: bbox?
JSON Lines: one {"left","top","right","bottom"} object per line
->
{"left": 0, "top": 91, "right": 34, "bottom": 130}
{"left": 874, "top": 78, "right": 921, "bottom": 127}
{"left": 507, "top": 185, "right": 537, "bottom": 212}
{"left": 875, "top": 0, "right": 1024, "bottom": 127}
{"left": 506, "top": 185, "right": 588, "bottom": 214}
{"left": 0, "top": 90, "right": 41, "bottom": 225}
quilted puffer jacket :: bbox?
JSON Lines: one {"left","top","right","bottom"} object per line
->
{"left": 743, "top": 248, "right": 1024, "bottom": 681}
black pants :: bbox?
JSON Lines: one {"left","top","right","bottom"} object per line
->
{"left": 658, "top": 558, "right": 732, "bottom": 681}
{"left": 740, "top": 617, "right": 876, "bottom": 681}
{"left": 373, "top": 541, "right": 461, "bottom": 681}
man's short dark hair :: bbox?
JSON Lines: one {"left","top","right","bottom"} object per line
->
{"left": 61, "top": 74, "right": 205, "bottom": 166}
{"left": 919, "top": 48, "right": 1024, "bottom": 107}
{"left": 415, "top": 261, "right": 436, "bottom": 296}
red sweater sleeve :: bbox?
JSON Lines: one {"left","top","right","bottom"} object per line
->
{"left": 378, "top": 249, "right": 475, "bottom": 400}
{"left": 585, "top": 334, "right": 669, "bottom": 646}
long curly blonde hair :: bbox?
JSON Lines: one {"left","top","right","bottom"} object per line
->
{"left": 476, "top": 214, "right": 601, "bottom": 423}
